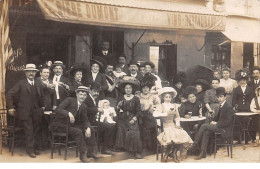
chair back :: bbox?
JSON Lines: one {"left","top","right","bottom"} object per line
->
{"left": 49, "top": 113, "right": 70, "bottom": 136}
{"left": 0, "top": 109, "right": 16, "bottom": 129}
{"left": 155, "top": 117, "right": 164, "bottom": 136}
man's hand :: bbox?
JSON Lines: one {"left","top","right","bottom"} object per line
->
{"left": 184, "top": 115, "right": 190, "bottom": 119}
{"left": 8, "top": 109, "right": 15, "bottom": 116}
{"left": 85, "top": 127, "right": 91, "bottom": 138}
{"left": 52, "top": 106, "right": 57, "bottom": 110}
{"left": 210, "top": 121, "right": 217, "bottom": 125}
{"left": 68, "top": 112, "right": 75, "bottom": 123}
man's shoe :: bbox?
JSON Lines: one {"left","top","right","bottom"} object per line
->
{"left": 34, "top": 150, "right": 40, "bottom": 155}
{"left": 27, "top": 152, "right": 36, "bottom": 158}
{"left": 87, "top": 153, "right": 102, "bottom": 158}
{"left": 134, "top": 153, "right": 143, "bottom": 159}
{"left": 101, "top": 148, "right": 116, "bottom": 155}
{"left": 195, "top": 151, "right": 206, "bottom": 160}
{"left": 80, "top": 153, "right": 90, "bottom": 163}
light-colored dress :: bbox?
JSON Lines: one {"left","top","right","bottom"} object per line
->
{"left": 219, "top": 78, "right": 238, "bottom": 104}
{"left": 157, "top": 103, "right": 193, "bottom": 146}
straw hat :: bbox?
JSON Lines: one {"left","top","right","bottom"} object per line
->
{"left": 23, "top": 64, "right": 39, "bottom": 71}
{"left": 50, "top": 61, "right": 66, "bottom": 71}
{"left": 158, "top": 87, "right": 177, "bottom": 99}
{"left": 75, "top": 86, "right": 89, "bottom": 93}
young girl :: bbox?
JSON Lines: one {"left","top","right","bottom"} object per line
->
{"left": 157, "top": 87, "right": 193, "bottom": 161}
{"left": 98, "top": 99, "right": 117, "bottom": 124}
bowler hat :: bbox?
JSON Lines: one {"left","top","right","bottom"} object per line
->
{"left": 23, "top": 64, "right": 39, "bottom": 71}
{"left": 128, "top": 60, "right": 139, "bottom": 67}
{"left": 216, "top": 87, "right": 226, "bottom": 96}
{"left": 252, "top": 66, "right": 260, "bottom": 72}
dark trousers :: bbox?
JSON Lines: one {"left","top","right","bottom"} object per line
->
{"left": 98, "top": 122, "right": 116, "bottom": 149}
{"left": 195, "top": 124, "right": 219, "bottom": 152}
{"left": 68, "top": 127, "right": 87, "bottom": 153}
{"left": 22, "top": 108, "right": 42, "bottom": 153}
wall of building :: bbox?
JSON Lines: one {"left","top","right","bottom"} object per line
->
{"left": 124, "top": 29, "right": 206, "bottom": 72}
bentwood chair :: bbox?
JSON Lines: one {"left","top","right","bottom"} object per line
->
{"left": 155, "top": 116, "right": 164, "bottom": 161}
{"left": 92, "top": 112, "right": 102, "bottom": 152}
{"left": 50, "top": 113, "right": 78, "bottom": 160}
{"left": 0, "top": 109, "right": 24, "bottom": 155}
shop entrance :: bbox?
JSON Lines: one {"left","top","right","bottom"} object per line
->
{"left": 243, "top": 43, "right": 254, "bottom": 69}
{"left": 149, "top": 44, "right": 177, "bottom": 82}
{"left": 26, "top": 34, "right": 70, "bottom": 67}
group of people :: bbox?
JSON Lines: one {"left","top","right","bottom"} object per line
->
{"left": 5, "top": 41, "right": 260, "bottom": 162}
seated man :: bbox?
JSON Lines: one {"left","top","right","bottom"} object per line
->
{"left": 189, "top": 87, "right": 234, "bottom": 160}
{"left": 54, "top": 86, "right": 97, "bottom": 163}
{"left": 84, "top": 82, "right": 116, "bottom": 155}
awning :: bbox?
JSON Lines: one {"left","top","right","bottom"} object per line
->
{"left": 222, "top": 17, "right": 260, "bottom": 43}
{"left": 36, "top": 0, "right": 226, "bottom": 31}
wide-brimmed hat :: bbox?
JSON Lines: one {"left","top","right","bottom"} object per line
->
{"left": 194, "top": 79, "right": 209, "bottom": 90}
{"left": 24, "top": 64, "right": 39, "bottom": 71}
{"left": 75, "top": 86, "right": 89, "bottom": 93}
{"left": 118, "top": 76, "right": 140, "bottom": 93}
{"left": 50, "top": 61, "right": 66, "bottom": 71}
{"left": 143, "top": 61, "right": 155, "bottom": 69}
{"left": 69, "top": 64, "right": 87, "bottom": 77}
{"left": 183, "top": 86, "right": 198, "bottom": 98}
{"left": 140, "top": 73, "right": 157, "bottom": 89}
{"left": 90, "top": 59, "right": 104, "bottom": 70}
{"left": 128, "top": 60, "right": 139, "bottom": 67}
{"left": 235, "top": 69, "right": 250, "bottom": 81}
{"left": 158, "top": 87, "right": 177, "bottom": 99}
{"left": 216, "top": 87, "right": 226, "bottom": 96}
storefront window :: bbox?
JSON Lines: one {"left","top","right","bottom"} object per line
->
{"left": 211, "top": 44, "right": 231, "bottom": 71}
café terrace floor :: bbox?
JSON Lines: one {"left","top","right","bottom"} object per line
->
{"left": 0, "top": 142, "right": 259, "bottom": 163}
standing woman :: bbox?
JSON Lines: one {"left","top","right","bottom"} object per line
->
{"left": 115, "top": 76, "right": 143, "bottom": 159}
{"left": 69, "top": 64, "right": 87, "bottom": 96}
{"left": 137, "top": 73, "right": 161, "bottom": 152}
{"left": 204, "top": 78, "right": 221, "bottom": 124}
{"left": 219, "top": 68, "right": 238, "bottom": 104}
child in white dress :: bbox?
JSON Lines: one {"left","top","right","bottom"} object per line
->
{"left": 98, "top": 100, "right": 117, "bottom": 124}
{"left": 113, "top": 64, "right": 127, "bottom": 78}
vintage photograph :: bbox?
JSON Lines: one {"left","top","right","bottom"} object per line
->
{"left": 0, "top": 0, "right": 260, "bottom": 164}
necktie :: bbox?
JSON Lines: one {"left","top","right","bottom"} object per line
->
{"left": 256, "top": 80, "right": 258, "bottom": 85}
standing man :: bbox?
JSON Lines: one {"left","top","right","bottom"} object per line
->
{"left": 248, "top": 66, "right": 260, "bottom": 93}
{"left": 189, "top": 87, "right": 234, "bottom": 160}
{"left": 50, "top": 61, "right": 71, "bottom": 105}
{"left": 127, "top": 60, "right": 143, "bottom": 81}
{"left": 94, "top": 40, "right": 116, "bottom": 68}
{"left": 84, "top": 82, "right": 116, "bottom": 155}
{"left": 54, "top": 86, "right": 96, "bottom": 162}
{"left": 6, "top": 64, "right": 45, "bottom": 158}
{"left": 86, "top": 59, "right": 108, "bottom": 100}
{"left": 118, "top": 55, "right": 130, "bottom": 75}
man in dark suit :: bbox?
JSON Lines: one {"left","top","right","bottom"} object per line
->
{"left": 248, "top": 66, "right": 260, "bottom": 93}
{"left": 84, "top": 82, "right": 116, "bottom": 155}
{"left": 189, "top": 87, "right": 234, "bottom": 160}
{"left": 50, "top": 61, "right": 71, "bottom": 105}
{"left": 118, "top": 55, "right": 130, "bottom": 75}
{"left": 54, "top": 86, "right": 97, "bottom": 162}
{"left": 6, "top": 64, "right": 45, "bottom": 158}
{"left": 93, "top": 40, "right": 116, "bottom": 68}
{"left": 127, "top": 60, "right": 143, "bottom": 81}
{"left": 86, "top": 59, "right": 108, "bottom": 100}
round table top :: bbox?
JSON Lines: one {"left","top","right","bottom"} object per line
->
{"left": 179, "top": 116, "right": 206, "bottom": 122}
{"left": 235, "top": 112, "right": 259, "bottom": 116}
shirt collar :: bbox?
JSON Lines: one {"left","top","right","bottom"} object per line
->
{"left": 27, "top": 78, "right": 34, "bottom": 84}
{"left": 89, "top": 94, "right": 96, "bottom": 104}
{"left": 220, "top": 100, "right": 226, "bottom": 107}
{"left": 92, "top": 71, "right": 99, "bottom": 74}
{"left": 131, "top": 73, "right": 137, "bottom": 77}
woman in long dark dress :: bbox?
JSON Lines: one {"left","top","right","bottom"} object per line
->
{"left": 115, "top": 76, "right": 143, "bottom": 159}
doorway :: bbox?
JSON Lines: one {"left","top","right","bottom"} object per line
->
{"left": 243, "top": 43, "right": 254, "bottom": 69}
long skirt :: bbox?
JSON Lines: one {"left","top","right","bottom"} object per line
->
{"left": 115, "top": 119, "right": 142, "bottom": 153}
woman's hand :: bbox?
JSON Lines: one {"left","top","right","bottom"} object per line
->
{"left": 184, "top": 115, "right": 190, "bottom": 119}
{"left": 117, "top": 101, "right": 123, "bottom": 109}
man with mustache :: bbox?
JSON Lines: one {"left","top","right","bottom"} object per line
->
{"left": 50, "top": 61, "right": 71, "bottom": 105}
{"left": 6, "top": 64, "right": 45, "bottom": 158}
{"left": 127, "top": 60, "right": 143, "bottom": 81}
{"left": 84, "top": 82, "right": 116, "bottom": 155}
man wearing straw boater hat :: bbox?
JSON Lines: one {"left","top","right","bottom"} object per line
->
{"left": 54, "top": 86, "right": 97, "bottom": 162}
{"left": 6, "top": 63, "right": 45, "bottom": 158}
{"left": 50, "top": 61, "right": 71, "bottom": 105}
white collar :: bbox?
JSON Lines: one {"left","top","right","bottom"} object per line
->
{"left": 220, "top": 100, "right": 226, "bottom": 107}
{"left": 27, "top": 78, "right": 34, "bottom": 84}
{"left": 131, "top": 73, "right": 137, "bottom": 77}
{"left": 92, "top": 71, "right": 99, "bottom": 74}
{"left": 89, "top": 94, "right": 96, "bottom": 104}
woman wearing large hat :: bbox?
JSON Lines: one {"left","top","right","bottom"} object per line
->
{"left": 194, "top": 79, "right": 209, "bottom": 104}
{"left": 137, "top": 73, "right": 161, "bottom": 151}
{"left": 115, "top": 76, "right": 143, "bottom": 159}
{"left": 69, "top": 63, "right": 87, "bottom": 96}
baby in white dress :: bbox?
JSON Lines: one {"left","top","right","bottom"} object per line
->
{"left": 113, "top": 65, "right": 126, "bottom": 78}
{"left": 98, "top": 100, "right": 117, "bottom": 124}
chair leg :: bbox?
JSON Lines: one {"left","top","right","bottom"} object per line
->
{"left": 160, "top": 146, "right": 164, "bottom": 162}
{"left": 156, "top": 145, "right": 159, "bottom": 161}
{"left": 226, "top": 145, "right": 229, "bottom": 157}
{"left": 230, "top": 139, "right": 233, "bottom": 159}
{"left": 76, "top": 147, "right": 78, "bottom": 157}
{"left": 64, "top": 138, "right": 68, "bottom": 160}
{"left": 214, "top": 135, "right": 217, "bottom": 158}
{"left": 11, "top": 132, "right": 15, "bottom": 156}
{"left": 0, "top": 129, "right": 3, "bottom": 154}
{"left": 51, "top": 135, "right": 54, "bottom": 159}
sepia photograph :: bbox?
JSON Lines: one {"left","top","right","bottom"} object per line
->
{"left": 0, "top": 0, "right": 260, "bottom": 165}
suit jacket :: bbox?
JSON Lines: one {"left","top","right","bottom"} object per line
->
{"left": 6, "top": 79, "right": 45, "bottom": 120}
{"left": 94, "top": 51, "right": 116, "bottom": 68}
{"left": 121, "top": 64, "right": 130, "bottom": 75}
{"left": 84, "top": 94, "right": 99, "bottom": 125}
{"left": 128, "top": 72, "right": 143, "bottom": 81}
{"left": 248, "top": 80, "right": 260, "bottom": 94}
{"left": 86, "top": 71, "right": 108, "bottom": 100}
{"left": 50, "top": 75, "right": 72, "bottom": 103}
{"left": 36, "top": 77, "right": 57, "bottom": 111}
{"left": 213, "top": 101, "right": 234, "bottom": 138}
{"left": 232, "top": 85, "right": 254, "bottom": 112}
{"left": 54, "top": 97, "right": 90, "bottom": 130}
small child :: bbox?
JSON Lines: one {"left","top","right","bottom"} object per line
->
{"left": 98, "top": 99, "right": 117, "bottom": 124}
{"left": 113, "top": 64, "right": 126, "bottom": 78}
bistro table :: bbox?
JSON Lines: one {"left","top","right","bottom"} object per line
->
{"left": 234, "top": 112, "right": 259, "bottom": 150}
{"left": 179, "top": 116, "right": 206, "bottom": 122}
